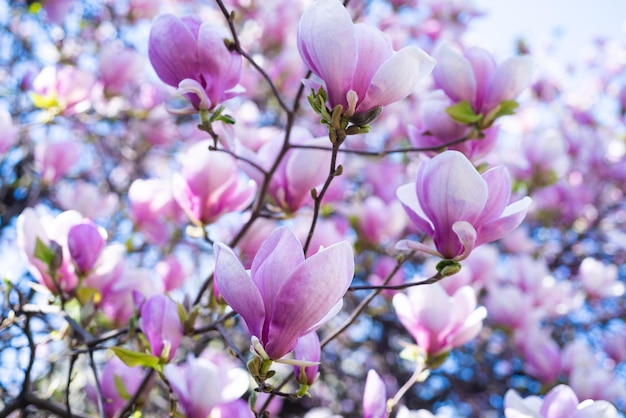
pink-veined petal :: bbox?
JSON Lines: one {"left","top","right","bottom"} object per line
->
{"left": 214, "top": 242, "right": 265, "bottom": 339}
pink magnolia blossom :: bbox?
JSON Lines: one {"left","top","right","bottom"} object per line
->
{"left": 148, "top": 14, "right": 242, "bottom": 111}
{"left": 163, "top": 353, "right": 249, "bottom": 418}
{"left": 504, "top": 384, "right": 618, "bottom": 418}
{"left": 86, "top": 357, "right": 148, "bottom": 418}
{"left": 31, "top": 66, "right": 100, "bottom": 116}
{"left": 67, "top": 220, "right": 106, "bottom": 275}
{"left": 0, "top": 105, "right": 18, "bottom": 154}
{"left": 240, "top": 127, "right": 332, "bottom": 212}
{"left": 156, "top": 255, "right": 187, "bottom": 292}
{"left": 392, "top": 283, "right": 487, "bottom": 357}
{"left": 99, "top": 42, "right": 145, "bottom": 95}
{"left": 55, "top": 180, "right": 119, "bottom": 220}
{"left": 294, "top": 332, "right": 321, "bottom": 386}
{"left": 363, "top": 369, "right": 387, "bottom": 418}
{"left": 353, "top": 196, "right": 407, "bottom": 245}
{"left": 577, "top": 257, "right": 625, "bottom": 299}
{"left": 139, "top": 295, "right": 183, "bottom": 361}
{"left": 34, "top": 139, "right": 81, "bottom": 183}
{"left": 17, "top": 208, "right": 82, "bottom": 292}
{"left": 297, "top": 0, "right": 435, "bottom": 119}
{"left": 514, "top": 326, "right": 561, "bottom": 383}
{"left": 172, "top": 140, "right": 256, "bottom": 225}
{"left": 214, "top": 226, "right": 354, "bottom": 360}
{"left": 396, "top": 150, "right": 531, "bottom": 260}
{"left": 128, "top": 178, "right": 183, "bottom": 245}
{"left": 432, "top": 42, "right": 533, "bottom": 117}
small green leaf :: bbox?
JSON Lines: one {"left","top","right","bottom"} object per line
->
{"left": 76, "top": 287, "right": 102, "bottom": 305}
{"left": 217, "top": 114, "right": 236, "bottom": 124}
{"left": 34, "top": 237, "right": 55, "bottom": 265}
{"left": 446, "top": 101, "right": 482, "bottom": 124}
{"left": 114, "top": 375, "right": 131, "bottom": 401}
{"left": 495, "top": 100, "right": 519, "bottom": 118}
{"left": 109, "top": 347, "right": 160, "bottom": 370}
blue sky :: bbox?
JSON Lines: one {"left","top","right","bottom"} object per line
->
{"left": 468, "top": 0, "right": 625, "bottom": 61}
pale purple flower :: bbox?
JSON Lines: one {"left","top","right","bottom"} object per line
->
{"left": 67, "top": 221, "right": 106, "bottom": 275}
{"left": 128, "top": 178, "right": 182, "bottom": 245}
{"left": 139, "top": 295, "right": 183, "bottom": 361}
{"left": 353, "top": 196, "right": 407, "bottom": 245}
{"left": 294, "top": 332, "right": 321, "bottom": 386}
{"left": 240, "top": 127, "right": 332, "bottom": 212}
{"left": 514, "top": 326, "right": 561, "bottom": 383}
{"left": 34, "top": 139, "right": 81, "bottom": 183}
{"left": 99, "top": 42, "right": 145, "bottom": 95}
{"left": 163, "top": 354, "right": 249, "bottom": 418}
{"left": 156, "top": 255, "right": 187, "bottom": 292}
{"left": 148, "top": 14, "right": 242, "bottom": 111}
{"left": 392, "top": 283, "right": 487, "bottom": 356}
{"left": 396, "top": 150, "right": 531, "bottom": 260}
{"left": 432, "top": 42, "right": 533, "bottom": 116}
{"left": 577, "top": 257, "right": 624, "bottom": 299}
{"left": 17, "top": 208, "right": 82, "bottom": 293}
{"left": 31, "top": 66, "right": 100, "bottom": 115}
{"left": 363, "top": 369, "right": 387, "bottom": 418}
{"left": 172, "top": 140, "right": 256, "bottom": 225}
{"left": 214, "top": 226, "right": 354, "bottom": 360}
{"left": 0, "top": 105, "right": 18, "bottom": 154}
{"left": 55, "top": 180, "right": 119, "bottom": 220}
{"left": 86, "top": 357, "right": 147, "bottom": 418}
{"left": 297, "top": 0, "right": 435, "bottom": 118}
{"left": 504, "top": 384, "right": 618, "bottom": 418}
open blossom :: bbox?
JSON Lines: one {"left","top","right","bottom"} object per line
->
{"left": 30, "top": 66, "right": 100, "bottom": 116}
{"left": 163, "top": 352, "right": 249, "bottom": 418}
{"left": 504, "top": 384, "right": 618, "bottom": 418}
{"left": 392, "top": 283, "right": 487, "bottom": 357}
{"left": 139, "top": 295, "right": 183, "bottom": 361}
{"left": 34, "top": 139, "right": 81, "bottom": 183}
{"left": 173, "top": 140, "right": 256, "bottom": 225}
{"left": 240, "top": 127, "right": 332, "bottom": 212}
{"left": 432, "top": 42, "right": 533, "bottom": 116}
{"left": 214, "top": 226, "right": 354, "bottom": 360}
{"left": 396, "top": 150, "right": 531, "bottom": 260}
{"left": 148, "top": 14, "right": 242, "bottom": 111}
{"left": 297, "top": 0, "right": 435, "bottom": 119}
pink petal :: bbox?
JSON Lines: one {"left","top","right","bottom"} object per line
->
{"left": 483, "top": 55, "right": 533, "bottom": 113}
{"left": 432, "top": 43, "right": 477, "bottom": 105}
{"left": 214, "top": 242, "right": 265, "bottom": 339}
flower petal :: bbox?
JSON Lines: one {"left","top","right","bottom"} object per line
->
{"left": 357, "top": 46, "right": 435, "bottom": 113}
{"left": 476, "top": 196, "right": 531, "bottom": 246}
{"left": 264, "top": 240, "right": 354, "bottom": 359}
{"left": 432, "top": 42, "right": 477, "bottom": 105}
{"left": 214, "top": 242, "right": 265, "bottom": 338}
{"left": 148, "top": 14, "right": 200, "bottom": 87}
{"left": 297, "top": 0, "right": 357, "bottom": 108}
{"left": 483, "top": 55, "right": 533, "bottom": 113}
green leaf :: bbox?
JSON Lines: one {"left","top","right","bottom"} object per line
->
{"left": 446, "top": 101, "right": 482, "bottom": 124}
{"left": 495, "top": 100, "right": 519, "bottom": 118}
{"left": 109, "top": 347, "right": 160, "bottom": 370}
{"left": 34, "top": 237, "right": 55, "bottom": 265}
{"left": 114, "top": 375, "right": 131, "bottom": 401}
{"left": 76, "top": 287, "right": 102, "bottom": 305}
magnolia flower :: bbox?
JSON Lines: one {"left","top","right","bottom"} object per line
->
{"left": 392, "top": 283, "right": 487, "bottom": 357}
{"left": 432, "top": 42, "right": 533, "bottom": 117}
{"left": 214, "top": 226, "right": 354, "bottom": 360}
{"left": 173, "top": 140, "right": 256, "bottom": 226}
{"left": 396, "top": 150, "right": 531, "bottom": 260}
{"left": 504, "top": 384, "right": 618, "bottom": 418}
{"left": 297, "top": 0, "right": 435, "bottom": 119}
{"left": 139, "top": 295, "right": 183, "bottom": 361}
{"left": 294, "top": 332, "right": 321, "bottom": 386}
{"left": 363, "top": 369, "right": 387, "bottom": 418}
{"left": 148, "top": 14, "right": 242, "bottom": 111}
{"left": 163, "top": 354, "right": 249, "bottom": 418}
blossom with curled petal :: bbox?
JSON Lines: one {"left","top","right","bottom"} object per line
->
{"left": 214, "top": 226, "right": 354, "bottom": 360}
{"left": 396, "top": 150, "right": 531, "bottom": 260}
{"left": 297, "top": 0, "right": 435, "bottom": 119}
{"left": 504, "top": 384, "right": 618, "bottom": 418}
{"left": 392, "top": 283, "right": 487, "bottom": 357}
{"left": 148, "top": 14, "right": 242, "bottom": 111}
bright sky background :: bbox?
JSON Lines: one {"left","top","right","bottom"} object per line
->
{"left": 467, "top": 0, "right": 625, "bottom": 61}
